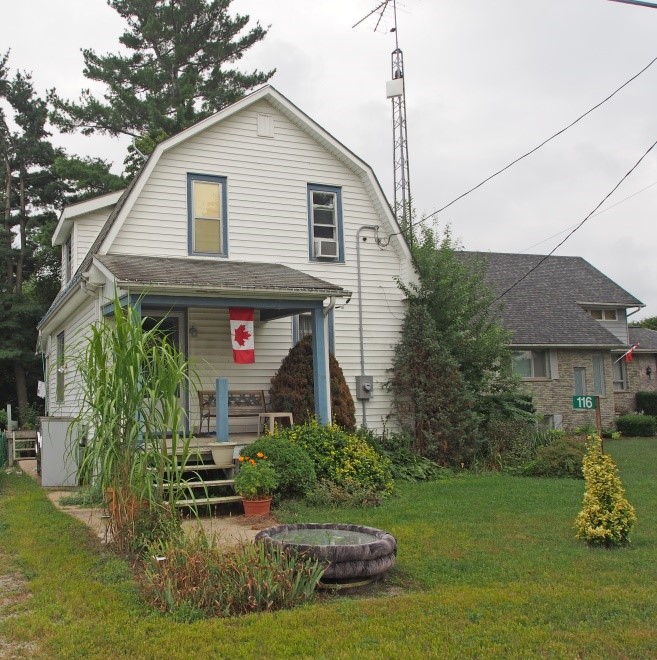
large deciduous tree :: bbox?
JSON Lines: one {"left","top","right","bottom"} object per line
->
{"left": 49, "top": 0, "right": 274, "bottom": 164}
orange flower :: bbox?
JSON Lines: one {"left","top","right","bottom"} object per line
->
{"left": 238, "top": 456, "right": 245, "bottom": 462}
{"left": 250, "top": 459, "right": 256, "bottom": 466}
{"left": 257, "top": 452, "right": 264, "bottom": 458}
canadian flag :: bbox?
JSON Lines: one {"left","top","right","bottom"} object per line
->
{"left": 625, "top": 343, "right": 639, "bottom": 363}
{"left": 230, "top": 308, "right": 255, "bottom": 364}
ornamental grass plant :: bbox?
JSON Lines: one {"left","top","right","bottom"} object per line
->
{"left": 142, "top": 531, "right": 325, "bottom": 619}
{"left": 67, "top": 294, "right": 199, "bottom": 550}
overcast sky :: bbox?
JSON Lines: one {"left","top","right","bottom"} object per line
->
{"left": 2, "top": 0, "right": 657, "bottom": 320}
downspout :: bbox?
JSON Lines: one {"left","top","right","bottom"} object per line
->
{"left": 356, "top": 225, "right": 379, "bottom": 427}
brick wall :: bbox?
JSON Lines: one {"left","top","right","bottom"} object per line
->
{"left": 614, "top": 353, "right": 657, "bottom": 415}
{"left": 521, "top": 349, "right": 616, "bottom": 430}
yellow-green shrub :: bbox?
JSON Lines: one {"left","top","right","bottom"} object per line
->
{"left": 575, "top": 435, "right": 637, "bottom": 548}
{"left": 277, "top": 420, "right": 394, "bottom": 498}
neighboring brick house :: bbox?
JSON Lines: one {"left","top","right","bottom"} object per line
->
{"left": 615, "top": 327, "right": 657, "bottom": 415}
{"left": 459, "top": 252, "right": 657, "bottom": 430}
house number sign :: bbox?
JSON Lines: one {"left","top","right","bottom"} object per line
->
{"left": 572, "top": 395, "right": 596, "bottom": 410}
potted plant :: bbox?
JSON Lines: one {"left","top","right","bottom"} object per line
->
{"left": 234, "top": 452, "right": 278, "bottom": 516}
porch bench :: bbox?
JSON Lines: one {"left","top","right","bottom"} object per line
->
{"left": 198, "top": 389, "right": 267, "bottom": 434}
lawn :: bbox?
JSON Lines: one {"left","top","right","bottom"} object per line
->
{"left": 1, "top": 438, "right": 656, "bottom": 658}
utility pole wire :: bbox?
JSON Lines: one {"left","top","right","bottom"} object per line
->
{"left": 385, "top": 54, "right": 657, "bottom": 240}
{"left": 493, "top": 135, "right": 657, "bottom": 303}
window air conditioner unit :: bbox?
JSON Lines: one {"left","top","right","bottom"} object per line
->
{"left": 314, "top": 239, "right": 338, "bottom": 259}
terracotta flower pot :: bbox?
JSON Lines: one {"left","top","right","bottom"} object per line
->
{"left": 242, "top": 497, "right": 272, "bottom": 516}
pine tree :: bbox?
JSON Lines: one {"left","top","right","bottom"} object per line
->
{"left": 49, "top": 0, "right": 274, "bottom": 148}
{"left": 0, "top": 54, "right": 124, "bottom": 422}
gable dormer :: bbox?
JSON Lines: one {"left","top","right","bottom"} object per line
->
{"left": 52, "top": 191, "right": 124, "bottom": 286}
{"left": 584, "top": 306, "right": 628, "bottom": 344}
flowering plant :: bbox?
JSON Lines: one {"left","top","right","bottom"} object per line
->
{"left": 234, "top": 452, "right": 278, "bottom": 500}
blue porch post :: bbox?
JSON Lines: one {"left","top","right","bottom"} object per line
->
{"left": 311, "top": 308, "right": 331, "bottom": 424}
{"left": 216, "top": 377, "right": 229, "bottom": 442}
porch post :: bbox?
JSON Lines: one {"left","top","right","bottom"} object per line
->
{"left": 216, "top": 377, "right": 229, "bottom": 442}
{"left": 311, "top": 308, "right": 331, "bottom": 424}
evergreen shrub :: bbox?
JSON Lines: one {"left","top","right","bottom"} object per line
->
{"left": 575, "top": 435, "right": 636, "bottom": 547}
{"left": 277, "top": 420, "right": 393, "bottom": 498}
{"left": 523, "top": 435, "right": 586, "bottom": 479}
{"left": 269, "top": 335, "right": 356, "bottom": 430}
{"left": 240, "top": 436, "right": 316, "bottom": 499}
{"left": 636, "top": 391, "right": 657, "bottom": 417}
{"left": 615, "top": 414, "right": 656, "bottom": 437}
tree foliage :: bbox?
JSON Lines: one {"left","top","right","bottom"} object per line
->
{"left": 390, "top": 227, "right": 527, "bottom": 467}
{"left": 0, "top": 53, "right": 124, "bottom": 420}
{"left": 269, "top": 335, "right": 356, "bottom": 431}
{"left": 390, "top": 303, "right": 479, "bottom": 466}
{"left": 631, "top": 316, "right": 657, "bottom": 331}
{"left": 49, "top": 0, "right": 274, "bottom": 154}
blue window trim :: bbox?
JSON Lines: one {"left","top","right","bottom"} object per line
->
{"left": 187, "top": 173, "right": 228, "bottom": 257}
{"left": 307, "top": 183, "right": 344, "bottom": 263}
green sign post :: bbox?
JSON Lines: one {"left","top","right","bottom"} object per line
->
{"left": 572, "top": 396, "right": 596, "bottom": 410}
{"left": 573, "top": 395, "right": 602, "bottom": 439}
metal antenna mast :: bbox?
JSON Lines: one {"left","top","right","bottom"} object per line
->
{"left": 353, "top": 0, "right": 414, "bottom": 245}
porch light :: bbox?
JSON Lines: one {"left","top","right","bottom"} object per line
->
{"left": 189, "top": 326, "right": 199, "bottom": 338}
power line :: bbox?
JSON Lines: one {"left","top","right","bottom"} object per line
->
{"left": 493, "top": 136, "right": 657, "bottom": 303}
{"left": 385, "top": 53, "right": 657, "bottom": 241}
{"left": 519, "top": 179, "right": 657, "bottom": 252}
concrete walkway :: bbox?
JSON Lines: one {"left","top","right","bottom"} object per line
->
{"left": 18, "top": 459, "right": 275, "bottom": 546}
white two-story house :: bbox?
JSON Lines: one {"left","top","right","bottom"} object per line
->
{"left": 37, "top": 86, "right": 414, "bottom": 438}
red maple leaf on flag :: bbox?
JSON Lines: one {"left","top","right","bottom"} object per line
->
{"left": 234, "top": 324, "right": 251, "bottom": 346}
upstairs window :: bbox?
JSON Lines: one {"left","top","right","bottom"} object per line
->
{"left": 188, "top": 174, "right": 228, "bottom": 257}
{"left": 308, "top": 184, "right": 343, "bottom": 262}
{"left": 589, "top": 309, "right": 617, "bottom": 321}
{"left": 512, "top": 350, "right": 548, "bottom": 379}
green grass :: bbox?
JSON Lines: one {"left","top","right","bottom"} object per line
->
{"left": 1, "top": 439, "right": 657, "bottom": 658}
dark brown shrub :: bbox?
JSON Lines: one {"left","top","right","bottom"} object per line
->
{"left": 269, "top": 335, "right": 356, "bottom": 430}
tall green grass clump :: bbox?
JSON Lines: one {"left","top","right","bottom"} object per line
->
{"left": 68, "top": 294, "right": 197, "bottom": 548}
{"left": 575, "top": 435, "right": 637, "bottom": 548}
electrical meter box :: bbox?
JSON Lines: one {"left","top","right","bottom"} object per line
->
{"left": 356, "top": 375, "right": 374, "bottom": 400}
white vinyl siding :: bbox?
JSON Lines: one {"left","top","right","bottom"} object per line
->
{"left": 106, "top": 99, "right": 409, "bottom": 431}
{"left": 75, "top": 210, "right": 110, "bottom": 268}
{"left": 47, "top": 299, "right": 98, "bottom": 417}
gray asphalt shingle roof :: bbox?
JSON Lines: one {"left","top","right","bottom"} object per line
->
{"left": 629, "top": 327, "right": 657, "bottom": 352}
{"left": 457, "top": 252, "right": 643, "bottom": 347}
{"left": 95, "top": 254, "right": 348, "bottom": 297}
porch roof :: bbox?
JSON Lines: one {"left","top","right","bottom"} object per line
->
{"left": 95, "top": 254, "right": 349, "bottom": 298}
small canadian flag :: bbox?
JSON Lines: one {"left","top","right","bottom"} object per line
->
{"left": 229, "top": 308, "right": 255, "bottom": 364}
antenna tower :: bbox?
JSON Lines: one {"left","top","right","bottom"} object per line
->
{"left": 353, "top": 0, "right": 414, "bottom": 245}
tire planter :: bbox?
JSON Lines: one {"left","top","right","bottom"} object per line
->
{"left": 255, "top": 523, "right": 397, "bottom": 581}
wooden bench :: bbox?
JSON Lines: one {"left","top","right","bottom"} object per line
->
{"left": 198, "top": 390, "right": 267, "bottom": 434}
